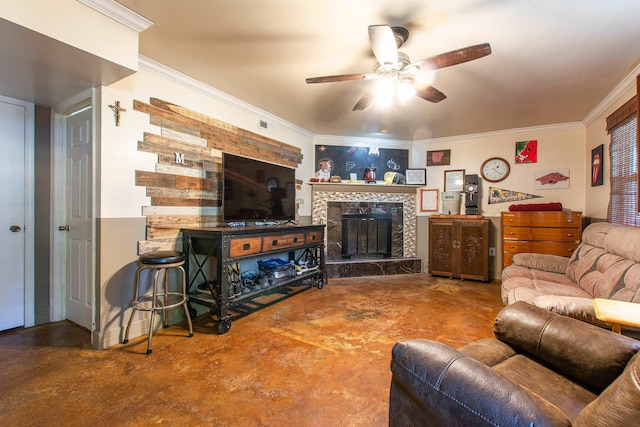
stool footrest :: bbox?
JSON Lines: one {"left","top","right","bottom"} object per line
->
{"left": 130, "top": 292, "right": 189, "bottom": 311}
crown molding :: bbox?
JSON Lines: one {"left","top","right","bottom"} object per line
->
{"left": 138, "top": 55, "right": 315, "bottom": 139}
{"left": 582, "top": 63, "right": 640, "bottom": 126}
{"left": 414, "top": 121, "right": 584, "bottom": 145}
{"left": 312, "top": 134, "right": 412, "bottom": 148}
{"left": 77, "top": 0, "right": 153, "bottom": 32}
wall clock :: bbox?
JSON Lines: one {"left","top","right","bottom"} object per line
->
{"left": 480, "top": 157, "right": 510, "bottom": 182}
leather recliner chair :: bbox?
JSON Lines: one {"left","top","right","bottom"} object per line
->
{"left": 389, "top": 301, "right": 640, "bottom": 426}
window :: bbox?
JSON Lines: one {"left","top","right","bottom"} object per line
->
{"left": 606, "top": 93, "right": 639, "bottom": 225}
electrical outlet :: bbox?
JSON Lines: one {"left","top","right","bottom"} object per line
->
{"left": 489, "top": 247, "right": 496, "bottom": 256}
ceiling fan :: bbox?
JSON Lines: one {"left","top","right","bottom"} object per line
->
{"left": 305, "top": 25, "right": 491, "bottom": 111}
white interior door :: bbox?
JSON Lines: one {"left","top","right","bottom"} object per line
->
{"left": 64, "top": 106, "right": 93, "bottom": 329}
{"left": 0, "top": 97, "right": 33, "bottom": 331}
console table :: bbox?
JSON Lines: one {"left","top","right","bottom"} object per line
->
{"left": 181, "top": 224, "right": 325, "bottom": 333}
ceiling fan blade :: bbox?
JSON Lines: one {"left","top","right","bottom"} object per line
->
{"left": 306, "top": 73, "right": 370, "bottom": 84}
{"left": 412, "top": 43, "right": 492, "bottom": 71}
{"left": 414, "top": 85, "right": 446, "bottom": 103}
{"left": 368, "top": 25, "right": 398, "bottom": 66}
{"left": 306, "top": 73, "right": 382, "bottom": 84}
{"left": 352, "top": 92, "right": 374, "bottom": 111}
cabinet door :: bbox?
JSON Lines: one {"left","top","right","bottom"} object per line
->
{"left": 428, "top": 219, "right": 455, "bottom": 277}
{"left": 458, "top": 220, "right": 489, "bottom": 281}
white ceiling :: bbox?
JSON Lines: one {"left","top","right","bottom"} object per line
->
{"left": 48, "top": 1, "right": 640, "bottom": 140}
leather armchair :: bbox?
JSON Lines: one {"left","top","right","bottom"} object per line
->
{"left": 389, "top": 301, "right": 640, "bottom": 426}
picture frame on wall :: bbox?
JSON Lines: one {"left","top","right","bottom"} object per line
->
{"left": 444, "top": 169, "right": 465, "bottom": 192}
{"left": 515, "top": 140, "right": 538, "bottom": 163}
{"left": 420, "top": 188, "right": 439, "bottom": 212}
{"left": 406, "top": 168, "right": 426, "bottom": 185}
{"left": 591, "top": 144, "right": 604, "bottom": 186}
{"left": 426, "top": 149, "right": 451, "bottom": 166}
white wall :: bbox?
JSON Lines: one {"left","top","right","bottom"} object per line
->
{"left": 412, "top": 124, "right": 587, "bottom": 217}
{"left": 99, "top": 65, "right": 316, "bottom": 219}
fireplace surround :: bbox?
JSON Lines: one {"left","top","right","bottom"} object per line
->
{"left": 310, "top": 183, "right": 421, "bottom": 277}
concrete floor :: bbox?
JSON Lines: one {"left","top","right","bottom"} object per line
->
{"left": 0, "top": 274, "right": 503, "bottom": 426}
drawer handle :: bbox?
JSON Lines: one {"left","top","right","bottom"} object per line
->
{"left": 568, "top": 219, "right": 573, "bottom": 223}
{"left": 509, "top": 245, "right": 516, "bottom": 249}
{"left": 272, "top": 239, "right": 278, "bottom": 246}
{"left": 567, "top": 233, "right": 573, "bottom": 237}
{"left": 243, "top": 243, "right": 251, "bottom": 250}
{"left": 293, "top": 237, "right": 298, "bottom": 243}
{"left": 509, "top": 232, "right": 515, "bottom": 235}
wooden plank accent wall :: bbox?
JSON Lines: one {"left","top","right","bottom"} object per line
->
{"left": 134, "top": 98, "right": 303, "bottom": 253}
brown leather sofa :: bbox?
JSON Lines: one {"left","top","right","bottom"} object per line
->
{"left": 389, "top": 302, "right": 640, "bottom": 426}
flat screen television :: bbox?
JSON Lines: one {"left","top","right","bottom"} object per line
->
{"left": 222, "top": 153, "right": 296, "bottom": 223}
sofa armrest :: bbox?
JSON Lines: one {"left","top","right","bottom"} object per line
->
{"left": 494, "top": 302, "right": 640, "bottom": 392}
{"left": 530, "top": 295, "right": 605, "bottom": 325}
{"left": 390, "top": 340, "right": 571, "bottom": 427}
{"left": 512, "top": 252, "right": 569, "bottom": 274}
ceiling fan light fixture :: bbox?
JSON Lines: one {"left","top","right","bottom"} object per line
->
{"left": 374, "top": 77, "right": 395, "bottom": 107}
{"left": 398, "top": 80, "right": 416, "bottom": 102}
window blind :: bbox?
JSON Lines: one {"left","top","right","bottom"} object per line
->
{"left": 607, "top": 115, "right": 639, "bottom": 225}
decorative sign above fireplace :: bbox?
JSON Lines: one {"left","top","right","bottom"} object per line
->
{"left": 314, "top": 145, "right": 409, "bottom": 181}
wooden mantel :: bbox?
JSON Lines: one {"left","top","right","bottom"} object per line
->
{"left": 307, "top": 182, "right": 421, "bottom": 194}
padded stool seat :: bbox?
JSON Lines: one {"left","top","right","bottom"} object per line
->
{"left": 123, "top": 250, "right": 193, "bottom": 354}
{"left": 138, "top": 250, "right": 186, "bottom": 265}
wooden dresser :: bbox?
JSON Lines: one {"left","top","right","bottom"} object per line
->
{"left": 501, "top": 211, "right": 582, "bottom": 268}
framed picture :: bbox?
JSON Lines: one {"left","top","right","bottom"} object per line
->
{"left": 515, "top": 140, "right": 538, "bottom": 163}
{"left": 426, "top": 149, "right": 451, "bottom": 166}
{"left": 406, "top": 168, "right": 426, "bottom": 185}
{"left": 444, "top": 169, "right": 465, "bottom": 192}
{"left": 420, "top": 188, "right": 439, "bottom": 212}
{"left": 591, "top": 144, "right": 604, "bottom": 186}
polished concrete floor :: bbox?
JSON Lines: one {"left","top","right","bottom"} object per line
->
{"left": 0, "top": 274, "right": 503, "bottom": 426}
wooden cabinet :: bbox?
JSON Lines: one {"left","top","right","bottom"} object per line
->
{"left": 428, "top": 215, "right": 490, "bottom": 281}
{"left": 501, "top": 211, "right": 582, "bottom": 268}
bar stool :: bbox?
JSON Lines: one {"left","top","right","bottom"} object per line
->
{"left": 123, "top": 250, "right": 193, "bottom": 354}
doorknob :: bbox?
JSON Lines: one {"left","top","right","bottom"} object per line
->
{"left": 10, "top": 225, "right": 21, "bottom": 232}
{"left": 58, "top": 225, "right": 70, "bottom": 231}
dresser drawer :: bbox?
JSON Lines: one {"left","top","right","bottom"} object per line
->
{"left": 503, "top": 241, "right": 532, "bottom": 253}
{"left": 503, "top": 227, "right": 581, "bottom": 242}
{"left": 262, "top": 233, "right": 305, "bottom": 252}
{"left": 502, "top": 252, "right": 515, "bottom": 267}
{"left": 305, "top": 230, "right": 323, "bottom": 244}
{"left": 502, "top": 211, "right": 582, "bottom": 227}
{"left": 229, "top": 237, "right": 263, "bottom": 257}
{"left": 504, "top": 241, "right": 578, "bottom": 257}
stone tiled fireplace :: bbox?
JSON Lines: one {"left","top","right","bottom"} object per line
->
{"left": 310, "top": 183, "right": 421, "bottom": 278}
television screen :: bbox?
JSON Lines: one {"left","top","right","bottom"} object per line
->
{"left": 223, "top": 153, "right": 296, "bottom": 222}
